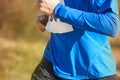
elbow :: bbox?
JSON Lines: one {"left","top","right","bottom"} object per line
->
{"left": 109, "top": 29, "right": 120, "bottom": 38}
{"left": 101, "top": 13, "right": 120, "bottom": 38}
{"left": 108, "top": 21, "right": 120, "bottom": 38}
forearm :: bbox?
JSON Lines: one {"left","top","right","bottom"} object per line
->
{"left": 54, "top": 4, "right": 120, "bottom": 37}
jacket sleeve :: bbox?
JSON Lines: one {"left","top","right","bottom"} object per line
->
{"left": 54, "top": 3, "right": 120, "bottom": 37}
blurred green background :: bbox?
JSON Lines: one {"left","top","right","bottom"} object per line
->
{"left": 0, "top": 0, "right": 120, "bottom": 80}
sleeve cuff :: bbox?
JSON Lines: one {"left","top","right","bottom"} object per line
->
{"left": 54, "top": 3, "right": 69, "bottom": 19}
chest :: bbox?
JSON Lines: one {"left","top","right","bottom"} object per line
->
{"left": 64, "top": 0, "right": 112, "bottom": 12}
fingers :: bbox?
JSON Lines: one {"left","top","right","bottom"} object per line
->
{"left": 37, "top": 15, "right": 49, "bottom": 25}
{"left": 36, "top": 22, "right": 46, "bottom": 32}
{"left": 40, "top": 7, "right": 53, "bottom": 15}
{"left": 36, "top": 0, "right": 41, "bottom": 8}
{"left": 37, "top": 2, "right": 52, "bottom": 15}
{"left": 37, "top": 0, "right": 54, "bottom": 15}
{"left": 40, "top": 3, "right": 49, "bottom": 9}
{"left": 36, "top": 18, "right": 46, "bottom": 32}
{"left": 40, "top": 3, "right": 53, "bottom": 16}
{"left": 36, "top": 0, "right": 46, "bottom": 8}
{"left": 36, "top": 0, "right": 45, "bottom": 8}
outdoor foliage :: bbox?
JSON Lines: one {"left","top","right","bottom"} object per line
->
{"left": 0, "top": 0, "right": 48, "bottom": 41}
{"left": 0, "top": 0, "right": 120, "bottom": 80}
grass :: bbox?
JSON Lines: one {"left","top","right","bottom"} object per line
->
{"left": 0, "top": 0, "right": 120, "bottom": 80}
{"left": 0, "top": 34, "right": 49, "bottom": 80}
{"left": 0, "top": 35, "right": 120, "bottom": 80}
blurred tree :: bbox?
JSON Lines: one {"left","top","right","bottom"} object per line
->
{"left": 0, "top": 0, "right": 119, "bottom": 40}
{"left": 0, "top": 0, "right": 7, "bottom": 29}
{"left": 0, "top": 0, "right": 42, "bottom": 40}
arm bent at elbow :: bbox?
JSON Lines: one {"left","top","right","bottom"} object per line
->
{"left": 54, "top": 4, "right": 120, "bottom": 37}
{"left": 83, "top": 12, "right": 120, "bottom": 37}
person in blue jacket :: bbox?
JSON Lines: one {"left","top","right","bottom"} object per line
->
{"left": 31, "top": 0, "right": 120, "bottom": 80}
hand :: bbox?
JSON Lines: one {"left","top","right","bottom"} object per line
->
{"left": 37, "top": 0, "right": 60, "bottom": 16}
{"left": 36, "top": 15, "right": 49, "bottom": 32}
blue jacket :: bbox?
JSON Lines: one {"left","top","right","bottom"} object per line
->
{"left": 44, "top": 0, "right": 120, "bottom": 79}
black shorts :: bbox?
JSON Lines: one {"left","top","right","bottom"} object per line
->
{"left": 31, "top": 57, "right": 64, "bottom": 80}
{"left": 31, "top": 57, "right": 118, "bottom": 80}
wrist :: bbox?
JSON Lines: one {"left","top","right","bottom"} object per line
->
{"left": 53, "top": 3, "right": 64, "bottom": 18}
